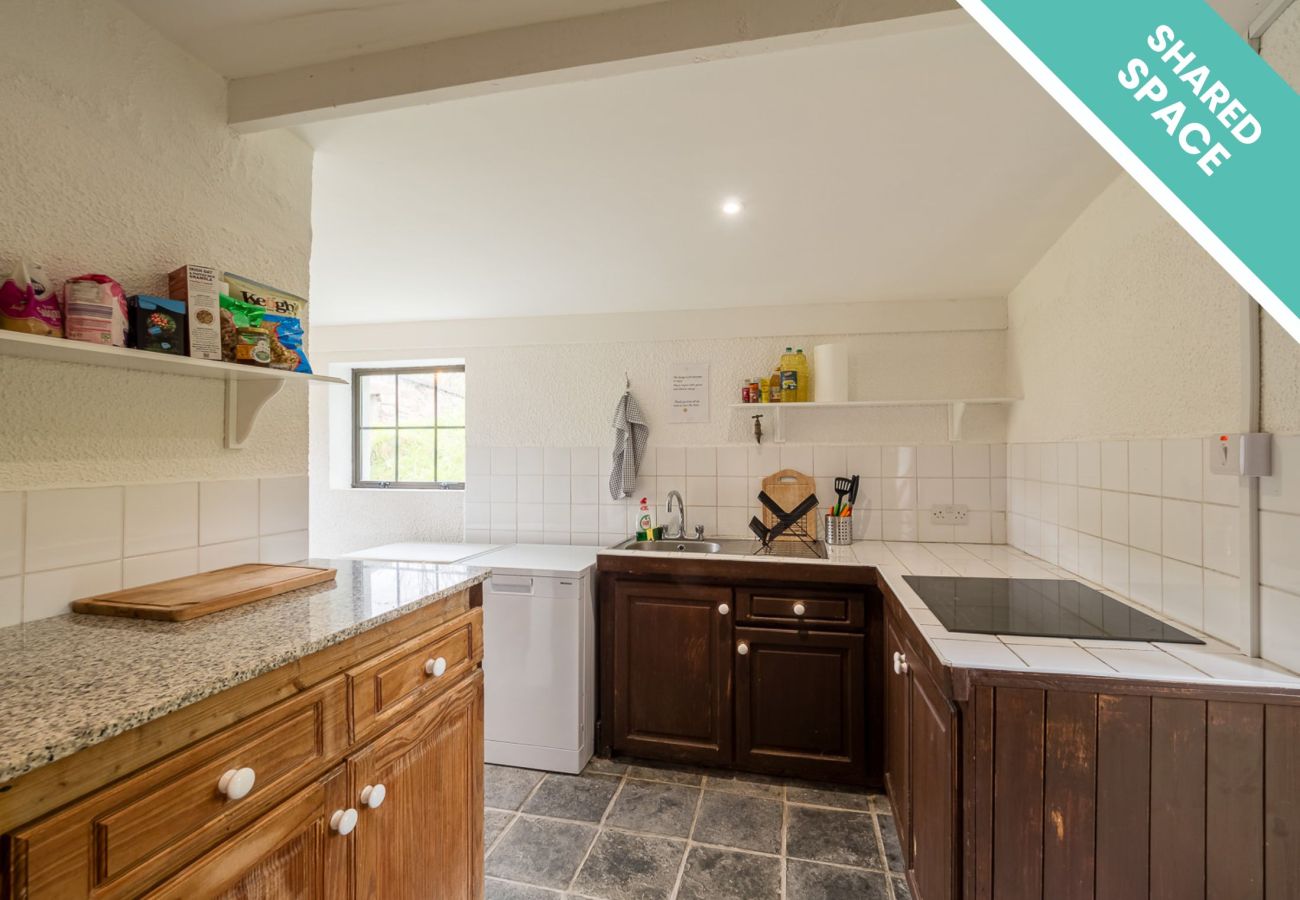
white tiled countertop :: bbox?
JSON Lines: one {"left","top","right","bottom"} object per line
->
{"left": 599, "top": 541, "right": 1300, "bottom": 689}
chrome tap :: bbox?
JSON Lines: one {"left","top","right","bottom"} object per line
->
{"left": 665, "top": 491, "right": 686, "bottom": 539}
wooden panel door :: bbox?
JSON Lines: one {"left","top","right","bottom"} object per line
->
{"left": 611, "top": 581, "right": 733, "bottom": 765}
{"left": 350, "top": 672, "right": 484, "bottom": 900}
{"left": 734, "top": 627, "right": 865, "bottom": 783}
{"left": 907, "top": 651, "right": 957, "bottom": 900}
{"left": 142, "top": 765, "right": 350, "bottom": 900}
{"left": 884, "top": 618, "right": 911, "bottom": 850}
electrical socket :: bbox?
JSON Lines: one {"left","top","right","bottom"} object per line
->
{"left": 929, "top": 504, "right": 969, "bottom": 525}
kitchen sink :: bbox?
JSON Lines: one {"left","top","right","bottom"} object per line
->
{"left": 617, "top": 538, "right": 828, "bottom": 559}
{"left": 621, "top": 539, "right": 723, "bottom": 554}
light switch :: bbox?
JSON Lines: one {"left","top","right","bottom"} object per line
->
{"left": 1208, "top": 433, "right": 1272, "bottom": 477}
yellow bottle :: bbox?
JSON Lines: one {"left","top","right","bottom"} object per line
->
{"left": 780, "top": 347, "right": 798, "bottom": 403}
{"left": 770, "top": 361, "right": 783, "bottom": 403}
{"left": 794, "top": 348, "right": 811, "bottom": 402}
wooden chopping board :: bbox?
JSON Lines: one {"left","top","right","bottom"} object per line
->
{"left": 72, "top": 564, "right": 337, "bottom": 622}
{"left": 761, "top": 469, "right": 818, "bottom": 541}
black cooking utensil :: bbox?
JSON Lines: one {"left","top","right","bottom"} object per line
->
{"left": 833, "top": 476, "right": 853, "bottom": 513}
{"left": 848, "top": 475, "right": 860, "bottom": 506}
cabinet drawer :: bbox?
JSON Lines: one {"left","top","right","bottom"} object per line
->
{"left": 9, "top": 678, "right": 348, "bottom": 899}
{"left": 350, "top": 608, "right": 483, "bottom": 741}
{"left": 736, "top": 587, "right": 865, "bottom": 629}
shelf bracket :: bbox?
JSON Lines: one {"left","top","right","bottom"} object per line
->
{"left": 947, "top": 401, "right": 968, "bottom": 442}
{"left": 772, "top": 406, "right": 786, "bottom": 444}
{"left": 225, "top": 379, "right": 285, "bottom": 449}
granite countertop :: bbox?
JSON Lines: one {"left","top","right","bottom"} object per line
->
{"left": 599, "top": 541, "right": 1300, "bottom": 690}
{"left": 0, "top": 558, "right": 488, "bottom": 785}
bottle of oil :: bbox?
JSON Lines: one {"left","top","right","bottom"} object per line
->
{"left": 770, "top": 360, "right": 783, "bottom": 402}
{"left": 780, "top": 347, "right": 798, "bottom": 403}
{"left": 794, "top": 348, "right": 811, "bottom": 402}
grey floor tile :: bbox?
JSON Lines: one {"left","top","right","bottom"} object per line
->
{"left": 605, "top": 780, "right": 701, "bottom": 837}
{"left": 878, "top": 813, "right": 905, "bottom": 873}
{"left": 523, "top": 772, "right": 621, "bottom": 823}
{"left": 786, "top": 859, "right": 891, "bottom": 900}
{"left": 570, "top": 830, "right": 686, "bottom": 900}
{"left": 893, "top": 874, "right": 913, "bottom": 899}
{"left": 485, "top": 809, "right": 516, "bottom": 849}
{"left": 786, "top": 784, "right": 876, "bottom": 812}
{"left": 701, "top": 773, "right": 785, "bottom": 799}
{"left": 487, "top": 765, "right": 547, "bottom": 811}
{"left": 675, "top": 846, "right": 781, "bottom": 900}
{"left": 690, "top": 791, "right": 783, "bottom": 854}
{"left": 484, "top": 878, "right": 564, "bottom": 900}
{"left": 583, "top": 756, "right": 630, "bottom": 776}
{"left": 624, "top": 762, "right": 705, "bottom": 786}
{"left": 786, "top": 805, "right": 881, "bottom": 868}
{"left": 486, "top": 816, "right": 598, "bottom": 889}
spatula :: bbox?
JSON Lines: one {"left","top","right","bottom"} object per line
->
{"left": 833, "top": 476, "right": 853, "bottom": 514}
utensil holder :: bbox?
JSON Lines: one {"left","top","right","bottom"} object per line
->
{"left": 824, "top": 514, "right": 853, "bottom": 546}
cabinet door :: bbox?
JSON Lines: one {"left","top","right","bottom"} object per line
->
{"left": 142, "top": 765, "right": 350, "bottom": 900}
{"left": 734, "top": 627, "right": 865, "bottom": 784}
{"left": 611, "top": 581, "right": 733, "bottom": 765}
{"left": 884, "top": 617, "right": 911, "bottom": 849}
{"left": 908, "top": 653, "right": 957, "bottom": 900}
{"left": 350, "top": 672, "right": 484, "bottom": 900}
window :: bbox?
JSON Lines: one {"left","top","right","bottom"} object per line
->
{"left": 353, "top": 366, "right": 465, "bottom": 488}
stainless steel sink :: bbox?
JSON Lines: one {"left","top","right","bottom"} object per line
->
{"left": 621, "top": 539, "right": 723, "bottom": 554}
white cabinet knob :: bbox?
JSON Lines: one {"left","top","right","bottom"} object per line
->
{"left": 425, "top": 657, "right": 447, "bottom": 677}
{"left": 737, "top": 642, "right": 749, "bottom": 656}
{"left": 360, "top": 783, "right": 387, "bottom": 809}
{"left": 792, "top": 602, "right": 807, "bottom": 616}
{"left": 217, "top": 767, "right": 256, "bottom": 800}
{"left": 892, "top": 651, "right": 901, "bottom": 675}
{"left": 898, "top": 653, "right": 909, "bottom": 675}
{"left": 718, "top": 603, "right": 730, "bottom": 616}
{"left": 330, "top": 808, "right": 359, "bottom": 836}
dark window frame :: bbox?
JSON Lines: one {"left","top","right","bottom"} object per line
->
{"left": 351, "top": 365, "right": 466, "bottom": 490}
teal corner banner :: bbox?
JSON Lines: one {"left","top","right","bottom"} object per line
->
{"left": 956, "top": 0, "right": 1300, "bottom": 343}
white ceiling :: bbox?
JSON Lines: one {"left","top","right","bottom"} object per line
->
{"left": 301, "top": 19, "right": 1120, "bottom": 327}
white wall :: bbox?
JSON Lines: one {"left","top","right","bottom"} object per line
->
{"left": 0, "top": 0, "right": 315, "bottom": 622}
{"left": 0, "top": 0, "right": 314, "bottom": 491}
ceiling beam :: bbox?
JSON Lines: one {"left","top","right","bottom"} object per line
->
{"left": 228, "top": 0, "right": 962, "bottom": 131}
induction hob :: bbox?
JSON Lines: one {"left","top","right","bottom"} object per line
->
{"left": 903, "top": 576, "right": 1204, "bottom": 644}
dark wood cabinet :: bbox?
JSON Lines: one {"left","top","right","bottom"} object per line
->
{"left": 735, "top": 626, "right": 866, "bottom": 783}
{"left": 609, "top": 580, "right": 734, "bottom": 765}
{"left": 884, "top": 618, "right": 911, "bottom": 843}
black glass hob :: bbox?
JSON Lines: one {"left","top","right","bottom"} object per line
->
{"left": 903, "top": 576, "right": 1204, "bottom": 644}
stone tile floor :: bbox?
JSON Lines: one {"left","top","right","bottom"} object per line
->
{"left": 484, "top": 758, "right": 910, "bottom": 900}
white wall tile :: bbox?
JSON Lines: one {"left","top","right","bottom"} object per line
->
{"left": 466, "top": 447, "right": 491, "bottom": 476}
{"left": 123, "top": 548, "right": 198, "bottom": 589}
{"left": 748, "top": 444, "right": 781, "bottom": 477}
{"left": 1162, "top": 499, "right": 1203, "bottom": 565}
{"left": 716, "top": 446, "right": 747, "bottom": 478}
{"left": 990, "top": 479, "right": 1008, "bottom": 513}
{"left": 1024, "top": 481, "right": 1041, "bottom": 519}
{"left": 685, "top": 476, "right": 717, "bottom": 507}
{"left": 1202, "top": 438, "right": 1238, "bottom": 506}
{"left": 953, "top": 444, "right": 990, "bottom": 478}
{"left": 883, "top": 510, "right": 917, "bottom": 541}
{"left": 518, "top": 503, "right": 545, "bottom": 531}
{"left": 490, "top": 503, "right": 516, "bottom": 529}
{"left": 1261, "top": 511, "right": 1300, "bottom": 595}
{"left": 812, "top": 445, "right": 847, "bottom": 477}
{"left": 517, "top": 476, "right": 544, "bottom": 504}
{"left": 570, "top": 505, "right": 598, "bottom": 533}
{"left": 718, "top": 477, "right": 749, "bottom": 508}
{"left": 1260, "top": 586, "right": 1300, "bottom": 674}
{"left": 1040, "top": 443, "right": 1059, "bottom": 484}
{"left": 0, "top": 493, "right": 22, "bottom": 578}
{"left": 1058, "top": 528, "right": 1079, "bottom": 574}
{"left": 122, "top": 482, "right": 199, "bottom": 559}
{"left": 1077, "top": 442, "right": 1101, "bottom": 488}
{"left": 884, "top": 478, "right": 916, "bottom": 511}
{"left": 489, "top": 475, "right": 516, "bottom": 503}
{"left": 544, "top": 505, "right": 572, "bottom": 531}
{"left": 954, "top": 479, "right": 990, "bottom": 511}
{"left": 1009, "top": 444, "right": 1025, "bottom": 479}
{"left": 1077, "top": 534, "right": 1102, "bottom": 582}
{"left": 1128, "top": 548, "right": 1162, "bottom": 610}
{"left": 465, "top": 502, "right": 490, "bottom": 529}
{"left": 0, "top": 576, "right": 19, "bottom": 628}
{"left": 717, "top": 507, "right": 750, "bottom": 537}
{"left": 1261, "top": 435, "right": 1300, "bottom": 515}
{"left": 465, "top": 528, "right": 491, "bottom": 543}
{"left": 1128, "top": 494, "right": 1162, "bottom": 554}
{"left": 1024, "top": 444, "right": 1042, "bottom": 481}
{"left": 991, "top": 512, "right": 1007, "bottom": 545}
{"left": 543, "top": 476, "right": 571, "bottom": 504}
{"left": 1201, "top": 503, "right": 1238, "bottom": 576}
{"left": 490, "top": 446, "right": 517, "bottom": 475}
{"left": 918, "top": 519, "right": 954, "bottom": 543}
{"left": 917, "top": 478, "right": 953, "bottom": 509}
{"left": 517, "top": 447, "right": 544, "bottom": 475}
{"left": 1202, "top": 570, "right": 1240, "bottom": 647}
{"left": 691, "top": 508, "right": 717, "bottom": 536}
{"left": 570, "top": 447, "right": 598, "bottom": 476}
{"left": 848, "top": 445, "right": 882, "bottom": 478}
{"left": 955, "top": 510, "right": 992, "bottom": 543}
{"left": 1101, "top": 491, "right": 1128, "bottom": 543}
{"left": 1076, "top": 488, "right": 1101, "bottom": 536}
{"left": 464, "top": 476, "right": 490, "bottom": 504}
{"left": 1101, "top": 441, "right": 1128, "bottom": 492}
{"left": 258, "top": 476, "right": 307, "bottom": 537}
{"left": 884, "top": 446, "right": 916, "bottom": 478}
{"left": 571, "top": 476, "right": 600, "bottom": 506}
{"left": 917, "top": 445, "right": 953, "bottom": 478}
{"left": 1162, "top": 439, "right": 1202, "bottom": 502}
{"left": 1162, "top": 558, "right": 1204, "bottom": 628}
{"left": 683, "top": 446, "right": 716, "bottom": 477}
{"left": 544, "top": 447, "right": 572, "bottom": 475}
{"left": 23, "top": 560, "right": 121, "bottom": 620}
{"left": 1056, "top": 484, "right": 1076, "bottom": 529}
{"left": 26, "top": 486, "right": 123, "bottom": 573}
{"left": 1128, "top": 440, "right": 1162, "bottom": 496}
{"left": 490, "top": 528, "right": 518, "bottom": 544}
{"left": 1102, "top": 540, "right": 1129, "bottom": 595}
{"left": 199, "top": 479, "right": 259, "bottom": 546}
{"left": 1056, "top": 443, "right": 1077, "bottom": 486}
{"left": 780, "top": 445, "right": 813, "bottom": 474}
{"left": 989, "top": 444, "right": 1007, "bottom": 479}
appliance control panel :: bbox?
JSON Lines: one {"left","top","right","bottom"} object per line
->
{"left": 1208, "top": 433, "right": 1271, "bottom": 477}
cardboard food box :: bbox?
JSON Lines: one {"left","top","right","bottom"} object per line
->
{"left": 167, "top": 264, "right": 222, "bottom": 361}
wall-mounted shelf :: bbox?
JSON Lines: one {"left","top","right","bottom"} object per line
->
{"left": 0, "top": 328, "right": 348, "bottom": 449}
{"left": 729, "top": 398, "right": 1019, "bottom": 442}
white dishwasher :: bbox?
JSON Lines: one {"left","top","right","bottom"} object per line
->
{"left": 470, "top": 544, "right": 599, "bottom": 774}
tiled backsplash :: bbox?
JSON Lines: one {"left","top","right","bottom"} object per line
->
{"left": 0, "top": 476, "right": 309, "bottom": 624}
{"left": 464, "top": 443, "right": 1007, "bottom": 548}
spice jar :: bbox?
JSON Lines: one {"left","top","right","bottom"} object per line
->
{"left": 236, "top": 326, "right": 272, "bottom": 366}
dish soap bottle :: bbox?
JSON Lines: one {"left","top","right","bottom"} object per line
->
{"left": 794, "top": 348, "right": 811, "bottom": 402}
{"left": 637, "top": 497, "right": 656, "bottom": 540}
{"left": 780, "top": 347, "right": 798, "bottom": 403}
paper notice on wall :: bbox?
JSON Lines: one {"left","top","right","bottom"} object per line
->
{"left": 671, "top": 364, "right": 710, "bottom": 423}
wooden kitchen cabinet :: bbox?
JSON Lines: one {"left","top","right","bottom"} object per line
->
{"left": 884, "top": 617, "right": 911, "bottom": 844}
{"left": 735, "top": 626, "right": 866, "bottom": 784}
{"left": 609, "top": 580, "right": 734, "bottom": 765}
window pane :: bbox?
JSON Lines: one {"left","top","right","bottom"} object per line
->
{"left": 398, "top": 429, "right": 438, "bottom": 482}
{"left": 398, "top": 372, "right": 436, "bottom": 426}
{"left": 437, "top": 371, "right": 466, "bottom": 427}
{"left": 437, "top": 428, "right": 466, "bottom": 483}
{"left": 360, "top": 429, "right": 396, "bottom": 481}
{"left": 360, "top": 375, "right": 397, "bottom": 426}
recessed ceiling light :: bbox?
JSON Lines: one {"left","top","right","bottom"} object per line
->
{"left": 721, "top": 197, "right": 744, "bottom": 217}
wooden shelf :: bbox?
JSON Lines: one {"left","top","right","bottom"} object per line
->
{"left": 729, "top": 397, "right": 1019, "bottom": 442}
{"left": 0, "top": 329, "right": 347, "bottom": 448}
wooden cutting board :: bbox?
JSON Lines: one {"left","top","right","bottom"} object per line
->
{"left": 761, "top": 469, "right": 818, "bottom": 541}
{"left": 71, "top": 564, "right": 337, "bottom": 622}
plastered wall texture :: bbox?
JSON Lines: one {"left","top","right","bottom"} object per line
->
{"left": 1006, "top": 176, "right": 1245, "bottom": 443}
{"left": 0, "top": 0, "right": 314, "bottom": 490}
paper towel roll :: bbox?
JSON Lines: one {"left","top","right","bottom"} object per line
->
{"left": 813, "top": 343, "right": 848, "bottom": 403}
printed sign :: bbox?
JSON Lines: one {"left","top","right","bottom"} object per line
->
{"left": 671, "top": 364, "right": 710, "bottom": 423}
